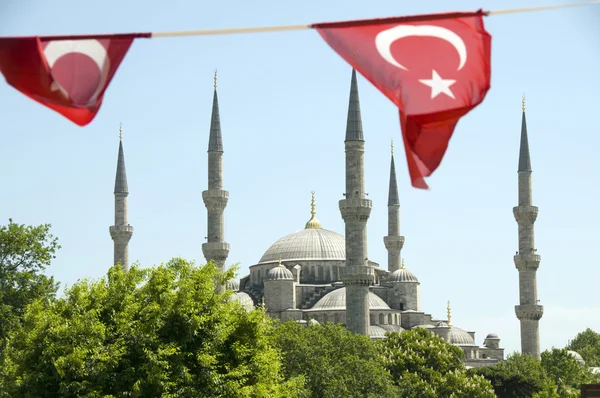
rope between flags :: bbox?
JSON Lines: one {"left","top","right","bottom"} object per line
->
{"left": 149, "top": 0, "right": 600, "bottom": 38}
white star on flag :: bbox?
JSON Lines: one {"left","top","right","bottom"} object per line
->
{"left": 418, "top": 70, "right": 456, "bottom": 99}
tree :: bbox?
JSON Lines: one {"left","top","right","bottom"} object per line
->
{"left": 379, "top": 328, "right": 495, "bottom": 398}
{"left": 541, "top": 348, "right": 595, "bottom": 398}
{"left": 567, "top": 328, "right": 600, "bottom": 367}
{"left": 0, "top": 259, "right": 303, "bottom": 398}
{"left": 0, "top": 219, "right": 60, "bottom": 347}
{"left": 273, "top": 321, "right": 399, "bottom": 398}
{"left": 471, "top": 353, "right": 556, "bottom": 398}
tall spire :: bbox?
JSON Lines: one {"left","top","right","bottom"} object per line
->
{"left": 340, "top": 67, "right": 373, "bottom": 336}
{"left": 345, "top": 69, "right": 364, "bottom": 142}
{"left": 202, "top": 71, "right": 230, "bottom": 291}
{"left": 208, "top": 69, "right": 223, "bottom": 152}
{"left": 388, "top": 140, "right": 399, "bottom": 206}
{"left": 305, "top": 191, "right": 322, "bottom": 229}
{"left": 518, "top": 95, "right": 532, "bottom": 172}
{"left": 513, "top": 96, "right": 543, "bottom": 359}
{"left": 447, "top": 300, "right": 452, "bottom": 326}
{"left": 110, "top": 124, "right": 134, "bottom": 272}
{"left": 384, "top": 140, "right": 404, "bottom": 272}
{"left": 114, "top": 123, "right": 128, "bottom": 194}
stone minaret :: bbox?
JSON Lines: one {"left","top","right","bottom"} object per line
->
{"left": 109, "top": 125, "right": 134, "bottom": 272}
{"left": 202, "top": 72, "right": 230, "bottom": 289}
{"left": 339, "top": 69, "right": 374, "bottom": 336}
{"left": 383, "top": 141, "right": 405, "bottom": 272}
{"left": 513, "top": 96, "right": 543, "bottom": 359}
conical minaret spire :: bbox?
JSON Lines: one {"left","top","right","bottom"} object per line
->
{"left": 109, "top": 124, "right": 134, "bottom": 272}
{"left": 305, "top": 191, "right": 322, "bottom": 229}
{"left": 202, "top": 70, "right": 230, "bottom": 291}
{"left": 339, "top": 68, "right": 373, "bottom": 336}
{"left": 513, "top": 95, "right": 543, "bottom": 359}
{"left": 384, "top": 140, "right": 405, "bottom": 272}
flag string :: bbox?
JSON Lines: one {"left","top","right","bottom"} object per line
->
{"left": 150, "top": 0, "right": 600, "bottom": 38}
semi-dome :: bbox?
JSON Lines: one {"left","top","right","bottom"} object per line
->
{"left": 259, "top": 193, "right": 345, "bottom": 264}
{"left": 229, "top": 292, "right": 254, "bottom": 311}
{"left": 446, "top": 327, "right": 476, "bottom": 346}
{"left": 567, "top": 350, "right": 586, "bottom": 366}
{"left": 370, "top": 325, "right": 388, "bottom": 340}
{"left": 259, "top": 228, "right": 345, "bottom": 263}
{"left": 310, "top": 287, "right": 390, "bottom": 311}
{"left": 388, "top": 260, "right": 418, "bottom": 282}
{"left": 267, "top": 262, "right": 294, "bottom": 281}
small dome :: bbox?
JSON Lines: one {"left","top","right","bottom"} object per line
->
{"left": 311, "top": 287, "right": 391, "bottom": 311}
{"left": 567, "top": 350, "right": 586, "bottom": 366}
{"left": 225, "top": 279, "right": 239, "bottom": 291}
{"left": 388, "top": 261, "right": 418, "bottom": 283}
{"left": 436, "top": 321, "right": 449, "bottom": 327}
{"left": 485, "top": 333, "right": 500, "bottom": 339}
{"left": 412, "top": 324, "right": 435, "bottom": 330}
{"left": 229, "top": 292, "right": 254, "bottom": 311}
{"left": 379, "top": 324, "right": 405, "bottom": 333}
{"left": 370, "top": 325, "right": 388, "bottom": 340}
{"left": 446, "top": 327, "right": 476, "bottom": 346}
{"left": 267, "top": 262, "right": 294, "bottom": 281}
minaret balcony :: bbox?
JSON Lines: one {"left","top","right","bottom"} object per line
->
{"left": 384, "top": 235, "right": 405, "bottom": 250}
{"left": 202, "top": 190, "right": 229, "bottom": 211}
{"left": 109, "top": 225, "right": 134, "bottom": 240}
{"left": 513, "top": 206, "right": 538, "bottom": 223}
{"left": 341, "top": 265, "right": 375, "bottom": 286}
{"left": 339, "top": 199, "right": 372, "bottom": 222}
{"left": 202, "top": 242, "right": 230, "bottom": 261}
{"left": 515, "top": 304, "right": 544, "bottom": 321}
{"left": 513, "top": 253, "right": 541, "bottom": 270}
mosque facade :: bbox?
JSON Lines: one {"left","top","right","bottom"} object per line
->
{"left": 110, "top": 69, "right": 555, "bottom": 368}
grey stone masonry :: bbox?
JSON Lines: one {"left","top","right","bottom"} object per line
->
{"left": 384, "top": 151, "right": 404, "bottom": 272}
{"left": 202, "top": 85, "right": 230, "bottom": 288}
{"left": 340, "top": 69, "right": 374, "bottom": 336}
{"left": 513, "top": 105, "right": 543, "bottom": 360}
{"left": 110, "top": 136, "right": 133, "bottom": 272}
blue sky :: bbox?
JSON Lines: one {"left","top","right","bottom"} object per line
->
{"left": 1, "top": 0, "right": 599, "bottom": 357}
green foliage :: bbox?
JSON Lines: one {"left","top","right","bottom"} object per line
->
{"left": 541, "top": 348, "right": 595, "bottom": 397}
{"left": 273, "top": 321, "right": 398, "bottom": 398}
{"left": 0, "top": 259, "right": 302, "bottom": 398}
{"left": 567, "top": 328, "right": 600, "bottom": 367}
{"left": 380, "top": 328, "right": 495, "bottom": 398}
{"left": 0, "top": 219, "right": 60, "bottom": 348}
{"left": 471, "top": 353, "right": 553, "bottom": 398}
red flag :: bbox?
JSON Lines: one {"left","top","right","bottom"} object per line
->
{"left": 0, "top": 33, "right": 149, "bottom": 126}
{"left": 314, "top": 11, "right": 491, "bottom": 189}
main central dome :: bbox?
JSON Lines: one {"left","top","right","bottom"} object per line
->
{"left": 259, "top": 192, "right": 346, "bottom": 264}
{"left": 259, "top": 228, "right": 345, "bottom": 263}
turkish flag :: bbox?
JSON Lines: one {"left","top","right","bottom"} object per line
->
{"left": 0, "top": 33, "right": 149, "bottom": 126}
{"left": 314, "top": 11, "right": 491, "bottom": 189}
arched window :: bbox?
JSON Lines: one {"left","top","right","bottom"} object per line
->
{"left": 379, "top": 313, "right": 384, "bottom": 324}
{"left": 399, "top": 302, "right": 404, "bottom": 311}
{"left": 387, "top": 314, "right": 392, "bottom": 324}
{"left": 334, "top": 313, "right": 340, "bottom": 324}
{"left": 323, "top": 314, "right": 329, "bottom": 323}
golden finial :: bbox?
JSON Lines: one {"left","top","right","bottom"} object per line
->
{"left": 305, "top": 190, "right": 322, "bottom": 229}
{"left": 401, "top": 258, "right": 405, "bottom": 269}
{"left": 447, "top": 300, "right": 452, "bottom": 326}
{"left": 278, "top": 258, "right": 284, "bottom": 267}
{"left": 521, "top": 94, "right": 526, "bottom": 112}
{"left": 214, "top": 69, "right": 217, "bottom": 89}
{"left": 119, "top": 123, "right": 123, "bottom": 141}
{"left": 391, "top": 139, "right": 394, "bottom": 156}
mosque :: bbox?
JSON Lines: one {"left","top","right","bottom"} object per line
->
{"left": 108, "top": 69, "right": 549, "bottom": 368}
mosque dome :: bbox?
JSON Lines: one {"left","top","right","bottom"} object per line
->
{"left": 311, "top": 287, "right": 390, "bottom": 311}
{"left": 388, "top": 260, "right": 418, "bottom": 282}
{"left": 225, "top": 279, "right": 240, "bottom": 291}
{"left": 229, "top": 292, "right": 254, "bottom": 311}
{"left": 485, "top": 333, "right": 500, "bottom": 339}
{"left": 567, "top": 350, "right": 586, "bottom": 366}
{"left": 267, "top": 261, "right": 294, "bottom": 281}
{"left": 436, "top": 321, "right": 449, "bottom": 327}
{"left": 258, "top": 192, "right": 345, "bottom": 264}
{"left": 446, "top": 327, "right": 476, "bottom": 346}
{"left": 370, "top": 325, "right": 388, "bottom": 340}
{"left": 379, "top": 324, "right": 405, "bottom": 333}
